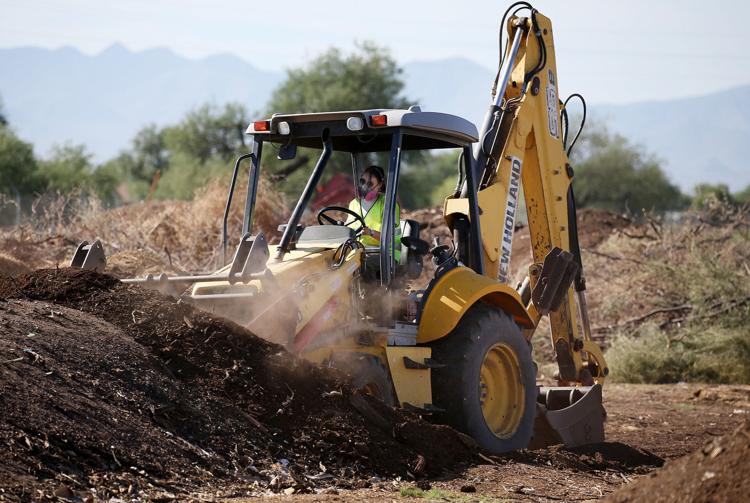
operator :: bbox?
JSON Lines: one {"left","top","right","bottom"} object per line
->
{"left": 347, "top": 165, "right": 400, "bottom": 258}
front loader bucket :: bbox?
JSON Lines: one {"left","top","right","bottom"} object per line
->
{"left": 529, "top": 384, "right": 605, "bottom": 449}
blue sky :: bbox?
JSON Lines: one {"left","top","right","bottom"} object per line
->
{"left": 2, "top": 0, "right": 750, "bottom": 104}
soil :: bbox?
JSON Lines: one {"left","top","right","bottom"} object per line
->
{"left": 247, "top": 384, "right": 750, "bottom": 502}
{"left": 0, "top": 268, "right": 476, "bottom": 501}
{"left": 1, "top": 269, "right": 748, "bottom": 501}
{"left": 1, "top": 205, "right": 748, "bottom": 501}
{"left": 0, "top": 254, "right": 30, "bottom": 279}
{"left": 605, "top": 420, "right": 750, "bottom": 503}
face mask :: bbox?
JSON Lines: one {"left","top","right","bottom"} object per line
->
{"left": 359, "top": 178, "right": 380, "bottom": 202}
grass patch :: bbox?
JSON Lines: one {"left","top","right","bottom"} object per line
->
{"left": 398, "top": 486, "right": 507, "bottom": 502}
{"left": 607, "top": 322, "right": 750, "bottom": 384}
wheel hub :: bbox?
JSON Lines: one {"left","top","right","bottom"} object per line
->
{"left": 479, "top": 343, "right": 525, "bottom": 438}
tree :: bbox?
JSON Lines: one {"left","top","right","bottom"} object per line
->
{"left": 112, "top": 103, "right": 249, "bottom": 201}
{"left": 266, "top": 42, "right": 410, "bottom": 115}
{"left": 736, "top": 184, "right": 750, "bottom": 205}
{"left": 264, "top": 42, "right": 412, "bottom": 197}
{"left": 571, "top": 126, "right": 686, "bottom": 214}
{"left": 129, "top": 124, "right": 169, "bottom": 182}
{"left": 692, "top": 183, "right": 735, "bottom": 210}
{"left": 0, "top": 126, "right": 41, "bottom": 197}
{"left": 0, "top": 96, "right": 7, "bottom": 127}
{"left": 163, "top": 103, "right": 248, "bottom": 163}
{"left": 38, "top": 144, "right": 95, "bottom": 194}
{"left": 400, "top": 150, "right": 461, "bottom": 209}
{"left": 38, "top": 144, "right": 119, "bottom": 202}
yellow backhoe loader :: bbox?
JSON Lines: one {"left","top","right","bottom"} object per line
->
{"left": 71, "top": 2, "right": 607, "bottom": 452}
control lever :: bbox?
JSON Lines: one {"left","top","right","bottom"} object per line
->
{"left": 430, "top": 237, "right": 456, "bottom": 269}
{"left": 401, "top": 236, "right": 430, "bottom": 256}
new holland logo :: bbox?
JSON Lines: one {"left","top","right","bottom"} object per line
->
{"left": 499, "top": 156, "right": 522, "bottom": 283}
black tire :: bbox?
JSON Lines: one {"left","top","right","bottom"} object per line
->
{"left": 430, "top": 303, "right": 537, "bottom": 453}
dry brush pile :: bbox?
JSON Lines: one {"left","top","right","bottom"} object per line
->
{"left": 2, "top": 182, "right": 749, "bottom": 385}
{"left": 0, "top": 175, "right": 288, "bottom": 278}
{"left": 586, "top": 205, "right": 750, "bottom": 384}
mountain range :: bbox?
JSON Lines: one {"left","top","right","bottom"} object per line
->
{"left": 1, "top": 44, "right": 748, "bottom": 191}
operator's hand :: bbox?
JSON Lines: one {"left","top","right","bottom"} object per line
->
{"left": 362, "top": 227, "right": 380, "bottom": 239}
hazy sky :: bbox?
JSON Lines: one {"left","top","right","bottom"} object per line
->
{"left": 2, "top": 0, "right": 749, "bottom": 104}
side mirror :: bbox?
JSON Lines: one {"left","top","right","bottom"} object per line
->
{"left": 278, "top": 143, "right": 297, "bottom": 160}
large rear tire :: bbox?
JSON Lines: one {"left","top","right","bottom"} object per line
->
{"left": 430, "top": 303, "right": 537, "bottom": 453}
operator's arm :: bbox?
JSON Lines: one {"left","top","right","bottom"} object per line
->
{"left": 367, "top": 201, "right": 400, "bottom": 240}
{"left": 345, "top": 199, "right": 360, "bottom": 226}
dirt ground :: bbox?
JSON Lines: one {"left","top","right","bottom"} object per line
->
{"left": 243, "top": 384, "right": 750, "bottom": 502}
{"left": 0, "top": 269, "right": 479, "bottom": 501}
{"left": 1, "top": 269, "right": 749, "bottom": 502}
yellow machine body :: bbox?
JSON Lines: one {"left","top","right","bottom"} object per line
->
{"left": 71, "top": 4, "right": 608, "bottom": 448}
{"left": 417, "top": 266, "right": 533, "bottom": 344}
{"left": 191, "top": 241, "right": 436, "bottom": 409}
{"left": 190, "top": 9, "right": 606, "bottom": 411}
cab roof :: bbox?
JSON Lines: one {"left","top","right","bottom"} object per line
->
{"left": 245, "top": 107, "right": 479, "bottom": 152}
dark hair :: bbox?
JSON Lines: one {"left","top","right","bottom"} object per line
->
{"left": 363, "top": 165, "right": 385, "bottom": 184}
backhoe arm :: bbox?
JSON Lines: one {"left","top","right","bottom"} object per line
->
{"left": 445, "top": 7, "right": 607, "bottom": 385}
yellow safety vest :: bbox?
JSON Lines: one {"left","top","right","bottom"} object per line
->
{"left": 348, "top": 195, "right": 401, "bottom": 259}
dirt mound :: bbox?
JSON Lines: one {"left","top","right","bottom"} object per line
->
{"left": 511, "top": 442, "right": 663, "bottom": 474}
{"left": 605, "top": 421, "right": 750, "bottom": 503}
{"left": 0, "top": 253, "right": 31, "bottom": 278}
{"left": 0, "top": 268, "right": 476, "bottom": 500}
{"left": 577, "top": 208, "right": 632, "bottom": 248}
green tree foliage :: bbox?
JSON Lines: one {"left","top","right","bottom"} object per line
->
{"left": 736, "top": 184, "right": 750, "bottom": 204}
{"left": 0, "top": 125, "right": 41, "bottom": 196}
{"left": 571, "top": 126, "right": 687, "bottom": 214}
{"left": 263, "top": 42, "right": 412, "bottom": 198}
{"left": 0, "top": 96, "right": 118, "bottom": 206}
{"left": 399, "top": 150, "right": 461, "bottom": 209}
{"left": 0, "top": 96, "right": 7, "bottom": 127}
{"left": 112, "top": 103, "right": 249, "bottom": 200}
{"left": 266, "top": 42, "right": 409, "bottom": 115}
{"left": 38, "top": 144, "right": 95, "bottom": 194}
{"left": 162, "top": 103, "right": 247, "bottom": 163}
{"left": 38, "top": 144, "right": 119, "bottom": 202}
{"left": 692, "top": 183, "right": 735, "bottom": 210}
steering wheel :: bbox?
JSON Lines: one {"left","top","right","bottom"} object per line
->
{"left": 317, "top": 206, "right": 365, "bottom": 235}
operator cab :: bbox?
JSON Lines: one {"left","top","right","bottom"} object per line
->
{"left": 237, "top": 106, "right": 479, "bottom": 285}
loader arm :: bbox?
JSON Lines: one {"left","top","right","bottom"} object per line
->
{"left": 445, "top": 8, "right": 607, "bottom": 385}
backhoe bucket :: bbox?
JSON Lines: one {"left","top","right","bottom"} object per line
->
{"left": 529, "top": 384, "right": 605, "bottom": 449}
{"left": 69, "top": 240, "right": 107, "bottom": 273}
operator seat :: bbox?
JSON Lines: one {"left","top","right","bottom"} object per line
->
{"left": 398, "top": 219, "right": 423, "bottom": 279}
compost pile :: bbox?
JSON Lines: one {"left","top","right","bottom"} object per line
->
{"left": 0, "top": 268, "right": 476, "bottom": 501}
{"left": 606, "top": 421, "right": 750, "bottom": 503}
